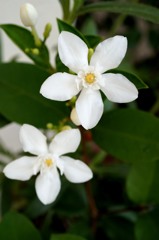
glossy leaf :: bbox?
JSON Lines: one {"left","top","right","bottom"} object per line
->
{"left": 50, "top": 234, "right": 86, "bottom": 240}
{"left": 135, "top": 208, "right": 159, "bottom": 240}
{"left": 127, "top": 161, "right": 159, "bottom": 203}
{"left": 79, "top": 2, "right": 159, "bottom": 25}
{"left": 107, "top": 69, "right": 148, "bottom": 89}
{"left": 0, "top": 62, "right": 68, "bottom": 128}
{"left": 57, "top": 19, "right": 88, "bottom": 45}
{"left": 0, "top": 24, "right": 51, "bottom": 70}
{"left": 0, "top": 211, "right": 41, "bottom": 240}
{"left": 93, "top": 109, "right": 159, "bottom": 163}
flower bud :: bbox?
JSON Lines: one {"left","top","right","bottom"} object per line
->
{"left": 43, "top": 23, "right": 52, "bottom": 40}
{"left": 20, "top": 3, "right": 38, "bottom": 27}
{"left": 70, "top": 108, "right": 81, "bottom": 126}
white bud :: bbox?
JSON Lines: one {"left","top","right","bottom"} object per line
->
{"left": 70, "top": 108, "right": 81, "bottom": 126}
{"left": 20, "top": 3, "right": 38, "bottom": 27}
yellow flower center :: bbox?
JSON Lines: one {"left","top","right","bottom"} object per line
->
{"left": 45, "top": 158, "right": 53, "bottom": 167}
{"left": 85, "top": 73, "right": 95, "bottom": 84}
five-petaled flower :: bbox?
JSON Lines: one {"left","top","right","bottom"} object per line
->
{"left": 40, "top": 31, "right": 138, "bottom": 130}
{"left": 3, "top": 124, "right": 93, "bottom": 205}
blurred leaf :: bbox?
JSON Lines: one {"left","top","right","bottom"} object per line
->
{"left": 59, "top": 0, "right": 70, "bottom": 20}
{"left": 135, "top": 208, "right": 159, "bottom": 240}
{"left": 79, "top": 2, "right": 159, "bottom": 25}
{"left": 102, "top": 216, "right": 135, "bottom": 240}
{"left": 81, "top": 18, "right": 97, "bottom": 35}
{"left": 0, "top": 24, "right": 51, "bottom": 70}
{"left": 55, "top": 183, "right": 88, "bottom": 217}
{"left": 127, "top": 161, "right": 159, "bottom": 203}
{"left": 0, "top": 62, "right": 68, "bottom": 128}
{"left": 107, "top": 69, "right": 148, "bottom": 89}
{"left": 57, "top": 19, "right": 88, "bottom": 45}
{"left": 50, "top": 234, "right": 86, "bottom": 240}
{"left": 93, "top": 109, "right": 159, "bottom": 163}
{"left": 0, "top": 211, "right": 41, "bottom": 240}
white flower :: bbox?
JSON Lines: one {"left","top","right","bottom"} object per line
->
{"left": 3, "top": 124, "right": 93, "bottom": 205}
{"left": 40, "top": 31, "right": 138, "bottom": 129}
{"left": 20, "top": 3, "right": 38, "bottom": 27}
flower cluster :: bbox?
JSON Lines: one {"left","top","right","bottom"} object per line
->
{"left": 3, "top": 3, "right": 139, "bottom": 205}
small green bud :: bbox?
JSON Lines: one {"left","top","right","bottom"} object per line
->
{"left": 88, "top": 48, "right": 94, "bottom": 62}
{"left": 43, "top": 23, "right": 52, "bottom": 41}
{"left": 31, "top": 48, "right": 40, "bottom": 55}
{"left": 47, "top": 123, "right": 54, "bottom": 129}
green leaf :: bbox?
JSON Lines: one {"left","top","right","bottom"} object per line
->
{"left": 50, "top": 233, "right": 86, "bottom": 240}
{"left": 0, "top": 211, "right": 41, "bottom": 240}
{"left": 79, "top": 2, "right": 159, "bottom": 25}
{"left": 59, "top": 0, "right": 70, "bottom": 20}
{"left": 135, "top": 208, "right": 159, "bottom": 240}
{"left": 0, "top": 24, "right": 51, "bottom": 70}
{"left": 0, "top": 62, "right": 68, "bottom": 128}
{"left": 107, "top": 69, "right": 148, "bottom": 89}
{"left": 57, "top": 19, "right": 88, "bottom": 45}
{"left": 127, "top": 161, "right": 159, "bottom": 203}
{"left": 85, "top": 35, "right": 102, "bottom": 48}
{"left": 93, "top": 109, "right": 159, "bottom": 163}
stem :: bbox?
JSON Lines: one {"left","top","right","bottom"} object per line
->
{"left": 31, "top": 26, "right": 42, "bottom": 47}
{"left": 80, "top": 127, "right": 98, "bottom": 234}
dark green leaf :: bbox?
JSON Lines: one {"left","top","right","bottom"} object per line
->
{"left": 0, "top": 211, "right": 41, "bottom": 240}
{"left": 85, "top": 35, "right": 102, "bottom": 48}
{"left": 0, "top": 62, "right": 68, "bottom": 128}
{"left": 0, "top": 24, "right": 51, "bottom": 70}
{"left": 107, "top": 69, "right": 148, "bottom": 89}
{"left": 127, "top": 161, "right": 159, "bottom": 203}
{"left": 0, "top": 30, "right": 3, "bottom": 62}
{"left": 135, "top": 208, "right": 159, "bottom": 240}
{"left": 50, "top": 233, "right": 86, "bottom": 240}
{"left": 93, "top": 109, "right": 159, "bottom": 163}
{"left": 57, "top": 19, "right": 89, "bottom": 45}
{"left": 79, "top": 2, "right": 159, "bottom": 25}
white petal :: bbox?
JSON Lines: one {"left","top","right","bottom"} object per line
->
{"left": 58, "top": 31, "right": 88, "bottom": 73}
{"left": 90, "top": 36, "right": 127, "bottom": 73}
{"left": 3, "top": 156, "right": 37, "bottom": 181}
{"left": 60, "top": 156, "right": 93, "bottom": 183}
{"left": 35, "top": 168, "right": 61, "bottom": 205}
{"left": 76, "top": 88, "right": 104, "bottom": 129}
{"left": 100, "top": 73, "right": 138, "bottom": 103}
{"left": 20, "top": 124, "right": 48, "bottom": 155}
{"left": 40, "top": 73, "right": 79, "bottom": 101}
{"left": 49, "top": 129, "right": 81, "bottom": 156}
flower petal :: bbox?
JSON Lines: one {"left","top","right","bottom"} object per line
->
{"left": 3, "top": 156, "right": 37, "bottom": 180}
{"left": 49, "top": 129, "right": 81, "bottom": 156}
{"left": 58, "top": 31, "right": 88, "bottom": 73}
{"left": 100, "top": 73, "right": 138, "bottom": 103}
{"left": 20, "top": 124, "right": 48, "bottom": 155}
{"left": 60, "top": 156, "right": 93, "bottom": 183}
{"left": 35, "top": 168, "right": 61, "bottom": 205}
{"left": 90, "top": 36, "right": 127, "bottom": 73}
{"left": 76, "top": 88, "right": 104, "bottom": 129}
{"left": 40, "top": 73, "right": 79, "bottom": 101}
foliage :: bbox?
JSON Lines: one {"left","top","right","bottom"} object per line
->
{"left": 0, "top": 0, "right": 159, "bottom": 240}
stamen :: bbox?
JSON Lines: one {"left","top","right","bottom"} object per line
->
{"left": 45, "top": 158, "right": 53, "bottom": 167}
{"left": 85, "top": 73, "right": 95, "bottom": 84}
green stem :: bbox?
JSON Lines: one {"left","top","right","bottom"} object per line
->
{"left": 31, "top": 26, "right": 42, "bottom": 47}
